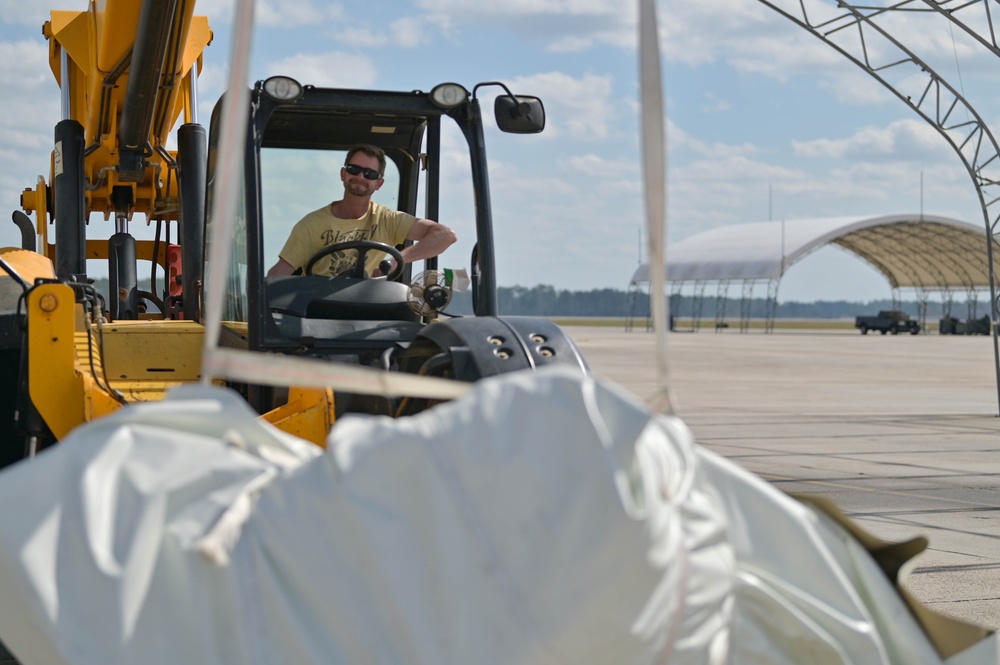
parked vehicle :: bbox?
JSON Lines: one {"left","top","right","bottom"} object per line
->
{"left": 940, "top": 315, "right": 990, "bottom": 335}
{"left": 855, "top": 310, "right": 920, "bottom": 335}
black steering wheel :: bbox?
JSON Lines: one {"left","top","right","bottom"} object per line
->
{"left": 303, "top": 240, "right": 405, "bottom": 280}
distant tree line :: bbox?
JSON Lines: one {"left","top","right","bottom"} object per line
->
{"left": 85, "top": 277, "right": 989, "bottom": 320}
{"left": 448, "top": 284, "right": 990, "bottom": 319}
{"left": 448, "top": 286, "right": 635, "bottom": 316}
{"left": 670, "top": 296, "right": 990, "bottom": 320}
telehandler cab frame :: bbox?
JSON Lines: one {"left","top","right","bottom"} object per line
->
{"left": 216, "top": 77, "right": 586, "bottom": 420}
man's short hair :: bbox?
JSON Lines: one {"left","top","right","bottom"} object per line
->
{"left": 345, "top": 144, "right": 386, "bottom": 176}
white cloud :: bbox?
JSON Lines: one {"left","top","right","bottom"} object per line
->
{"left": 0, "top": 37, "right": 60, "bottom": 243}
{"left": 418, "top": 0, "right": 621, "bottom": 13}
{"left": 193, "top": 62, "right": 229, "bottom": 119}
{"left": 793, "top": 127, "right": 894, "bottom": 159}
{"left": 656, "top": 0, "right": 1000, "bottom": 115}
{"left": 414, "top": 0, "right": 635, "bottom": 52}
{"left": 189, "top": 0, "right": 234, "bottom": 20}
{"left": 263, "top": 51, "right": 378, "bottom": 89}
{"left": 554, "top": 154, "right": 644, "bottom": 204}
{"left": 0, "top": 39, "right": 49, "bottom": 91}
{"left": 667, "top": 119, "right": 758, "bottom": 160}
{"left": 339, "top": 14, "right": 451, "bottom": 49}
{"left": 835, "top": 4, "right": 999, "bottom": 80}
{"left": 666, "top": 139, "right": 977, "bottom": 243}
{"left": 547, "top": 36, "right": 599, "bottom": 54}
{"left": 792, "top": 119, "right": 951, "bottom": 161}
{"left": 660, "top": 0, "right": 803, "bottom": 69}
{"left": 816, "top": 69, "right": 895, "bottom": 106}
{"left": 679, "top": 154, "right": 805, "bottom": 186}
{"left": 413, "top": 0, "right": 980, "bottom": 79}
{"left": 487, "top": 161, "right": 643, "bottom": 287}
{"left": 0, "top": 1, "right": 49, "bottom": 26}
{"left": 257, "top": 0, "right": 343, "bottom": 27}
{"left": 722, "top": 32, "right": 843, "bottom": 82}
{"left": 195, "top": 0, "right": 343, "bottom": 28}
{"left": 561, "top": 154, "right": 639, "bottom": 179}
{"left": 700, "top": 93, "right": 731, "bottom": 114}
{"left": 504, "top": 72, "right": 614, "bottom": 140}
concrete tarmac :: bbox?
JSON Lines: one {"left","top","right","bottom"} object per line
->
{"left": 571, "top": 326, "right": 1000, "bottom": 631}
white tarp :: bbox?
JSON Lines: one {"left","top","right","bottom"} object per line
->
{"left": 0, "top": 368, "right": 994, "bottom": 664}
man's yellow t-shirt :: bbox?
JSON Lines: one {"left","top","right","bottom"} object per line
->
{"left": 278, "top": 202, "right": 417, "bottom": 276}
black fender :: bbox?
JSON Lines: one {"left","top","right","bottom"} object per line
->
{"left": 397, "top": 316, "right": 588, "bottom": 382}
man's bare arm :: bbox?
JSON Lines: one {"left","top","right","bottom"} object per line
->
{"left": 399, "top": 219, "right": 458, "bottom": 264}
{"left": 267, "top": 257, "right": 297, "bottom": 277}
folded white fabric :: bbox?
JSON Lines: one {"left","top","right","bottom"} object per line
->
{"left": 0, "top": 368, "right": 991, "bottom": 664}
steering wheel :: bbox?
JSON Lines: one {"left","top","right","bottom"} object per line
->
{"left": 303, "top": 240, "right": 405, "bottom": 280}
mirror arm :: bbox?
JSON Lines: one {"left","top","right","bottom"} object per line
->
{"left": 473, "top": 81, "right": 526, "bottom": 118}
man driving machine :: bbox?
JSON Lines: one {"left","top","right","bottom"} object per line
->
{"left": 266, "top": 143, "right": 457, "bottom": 279}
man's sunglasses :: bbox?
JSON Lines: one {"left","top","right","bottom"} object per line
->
{"left": 344, "top": 163, "right": 382, "bottom": 180}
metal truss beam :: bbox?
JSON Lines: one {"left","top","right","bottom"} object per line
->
{"left": 740, "top": 280, "right": 754, "bottom": 332}
{"left": 715, "top": 280, "right": 731, "bottom": 331}
{"left": 766, "top": 279, "right": 780, "bottom": 333}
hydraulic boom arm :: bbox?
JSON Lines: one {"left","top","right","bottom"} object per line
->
{"left": 20, "top": 0, "right": 211, "bottom": 291}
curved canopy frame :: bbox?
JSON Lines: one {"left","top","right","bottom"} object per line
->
{"left": 630, "top": 214, "right": 999, "bottom": 291}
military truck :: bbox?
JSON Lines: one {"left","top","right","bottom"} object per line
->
{"left": 855, "top": 310, "right": 920, "bottom": 335}
{"left": 939, "top": 315, "right": 990, "bottom": 335}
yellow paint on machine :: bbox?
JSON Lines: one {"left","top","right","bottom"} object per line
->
{"left": 26, "top": 283, "right": 334, "bottom": 446}
{"left": 98, "top": 319, "right": 204, "bottom": 383}
{"left": 261, "top": 388, "right": 336, "bottom": 448}
{"left": 27, "top": 283, "right": 119, "bottom": 440}
{"left": 0, "top": 248, "right": 55, "bottom": 284}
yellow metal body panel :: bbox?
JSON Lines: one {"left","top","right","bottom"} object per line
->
{"left": 262, "top": 388, "right": 335, "bottom": 448}
{"left": 93, "top": 0, "right": 141, "bottom": 73}
{"left": 41, "top": 239, "right": 172, "bottom": 269}
{"left": 46, "top": 11, "right": 92, "bottom": 125}
{"left": 27, "top": 291, "right": 333, "bottom": 444}
{"left": 27, "top": 285, "right": 208, "bottom": 439}
{"left": 0, "top": 248, "right": 55, "bottom": 283}
{"left": 221, "top": 321, "right": 249, "bottom": 346}
{"left": 99, "top": 320, "right": 204, "bottom": 383}
{"left": 222, "top": 321, "right": 249, "bottom": 337}
{"left": 28, "top": 284, "right": 118, "bottom": 440}
{"left": 19, "top": 177, "right": 50, "bottom": 248}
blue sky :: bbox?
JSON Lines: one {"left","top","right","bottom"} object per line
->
{"left": 0, "top": 0, "right": 997, "bottom": 303}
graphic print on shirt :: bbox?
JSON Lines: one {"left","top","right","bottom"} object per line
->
{"left": 320, "top": 225, "right": 376, "bottom": 276}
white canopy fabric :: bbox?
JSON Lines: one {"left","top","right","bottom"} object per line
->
{"left": 630, "top": 214, "right": 998, "bottom": 289}
{"left": 0, "top": 369, "right": 995, "bottom": 664}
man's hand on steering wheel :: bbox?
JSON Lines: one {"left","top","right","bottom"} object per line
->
{"left": 303, "top": 240, "right": 405, "bottom": 280}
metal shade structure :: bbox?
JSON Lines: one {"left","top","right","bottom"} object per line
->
{"left": 628, "top": 214, "right": 1000, "bottom": 333}
{"left": 631, "top": 214, "right": 998, "bottom": 288}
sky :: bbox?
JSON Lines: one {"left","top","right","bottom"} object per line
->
{"left": 0, "top": 0, "right": 998, "bottom": 303}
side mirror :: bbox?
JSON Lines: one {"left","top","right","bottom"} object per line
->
{"left": 494, "top": 95, "right": 545, "bottom": 134}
